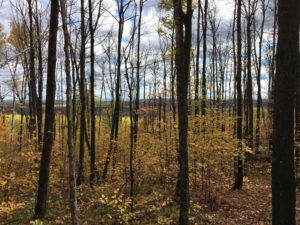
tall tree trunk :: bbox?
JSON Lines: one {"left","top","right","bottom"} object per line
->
{"left": 34, "top": 1, "right": 43, "bottom": 146}
{"left": 268, "top": 0, "right": 277, "bottom": 153}
{"left": 124, "top": 49, "right": 134, "bottom": 212}
{"left": 296, "top": 54, "right": 300, "bottom": 187}
{"left": 77, "top": 0, "right": 86, "bottom": 185}
{"left": 272, "top": 0, "right": 298, "bottom": 223}
{"left": 194, "top": 0, "right": 201, "bottom": 117}
{"left": 35, "top": 0, "right": 44, "bottom": 145}
{"left": 255, "top": 0, "right": 267, "bottom": 154}
{"left": 60, "top": 0, "right": 79, "bottom": 223}
{"left": 170, "top": 24, "right": 176, "bottom": 124}
{"left": 34, "top": 0, "right": 59, "bottom": 218}
{"left": 88, "top": 0, "right": 97, "bottom": 186}
{"left": 232, "top": 0, "right": 237, "bottom": 128}
{"left": 27, "top": 0, "right": 38, "bottom": 140}
{"left": 245, "top": 2, "right": 253, "bottom": 150}
{"left": 134, "top": 0, "right": 143, "bottom": 143}
{"left": 234, "top": 0, "right": 243, "bottom": 190}
{"left": 201, "top": 0, "right": 208, "bottom": 117}
{"left": 173, "top": 0, "right": 192, "bottom": 223}
{"left": 102, "top": 0, "right": 125, "bottom": 180}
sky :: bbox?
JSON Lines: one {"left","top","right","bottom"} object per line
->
{"left": 0, "top": 0, "right": 235, "bottom": 34}
{"left": 0, "top": 0, "right": 272, "bottom": 100}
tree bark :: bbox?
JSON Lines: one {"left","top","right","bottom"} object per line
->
{"left": 234, "top": 0, "right": 243, "bottom": 190}
{"left": 254, "top": 0, "right": 267, "bottom": 153}
{"left": 27, "top": 0, "right": 38, "bottom": 140}
{"left": 201, "top": 0, "right": 208, "bottom": 117}
{"left": 272, "top": 0, "right": 298, "bottom": 223}
{"left": 245, "top": 0, "right": 254, "bottom": 150}
{"left": 173, "top": 0, "right": 193, "bottom": 224}
{"left": 77, "top": 0, "right": 86, "bottom": 185}
{"left": 88, "top": 0, "right": 96, "bottom": 186}
{"left": 194, "top": 0, "right": 201, "bottom": 117}
{"left": 34, "top": 0, "right": 59, "bottom": 218}
{"left": 60, "top": 0, "right": 79, "bottom": 223}
{"left": 102, "top": 0, "right": 126, "bottom": 180}
{"left": 134, "top": 0, "right": 143, "bottom": 143}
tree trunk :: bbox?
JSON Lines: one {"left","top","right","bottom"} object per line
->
{"left": 77, "top": 0, "right": 86, "bottom": 185}
{"left": 296, "top": 46, "right": 300, "bottom": 187}
{"left": 34, "top": 1, "right": 43, "bottom": 146}
{"left": 102, "top": 0, "right": 125, "bottom": 180}
{"left": 60, "top": 0, "right": 79, "bottom": 223}
{"left": 134, "top": 0, "right": 143, "bottom": 144}
{"left": 34, "top": 0, "right": 59, "bottom": 218}
{"left": 268, "top": 0, "right": 277, "bottom": 153}
{"left": 296, "top": 54, "right": 300, "bottom": 187}
{"left": 88, "top": 0, "right": 97, "bottom": 187}
{"left": 245, "top": 3, "right": 253, "bottom": 150}
{"left": 234, "top": 0, "right": 243, "bottom": 190}
{"left": 27, "top": 0, "right": 38, "bottom": 140}
{"left": 170, "top": 24, "right": 176, "bottom": 124}
{"left": 272, "top": 0, "right": 298, "bottom": 223}
{"left": 194, "top": 0, "right": 201, "bottom": 117}
{"left": 173, "top": 0, "right": 192, "bottom": 223}
{"left": 201, "top": 0, "right": 208, "bottom": 117}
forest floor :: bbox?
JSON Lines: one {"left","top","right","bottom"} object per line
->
{"left": 2, "top": 157, "right": 300, "bottom": 224}
{"left": 203, "top": 158, "right": 300, "bottom": 225}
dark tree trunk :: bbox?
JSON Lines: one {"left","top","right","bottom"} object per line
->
{"left": 194, "top": 0, "right": 201, "bottom": 117}
{"left": 245, "top": 2, "right": 253, "bottom": 149}
{"left": 77, "top": 0, "right": 86, "bottom": 186}
{"left": 162, "top": 56, "right": 167, "bottom": 131}
{"left": 295, "top": 0, "right": 300, "bottom": 189}
{"left": 60, "top": 0, "right": 79, "bottom": 223}
{"left": 232, "top": 0, "right": 237, "bottom": 124}
{"left": 34, "top": 0, "right": 59, "bottom": 218}
{"left": 124, "top": 46, "right": 135, "bottom": 212}
{"left": 170, "top": 24, "right": 176, "bottom": 124}
{"left": 88, "top": 0, "right": 96, "bottom": 186}
{"left": 158, "top": 95, "right": 162, "bottom": 140}
{"left": 134, "top": 0, "right": 143, "bottom": 143}
{"left": 27, "top": 0, "right": 38, "bottom": 140}
{"left": 272, "top": 0, "right": 298, "bottom": 223}
{"left": 234, "top": 0, "right": 243, "bottom": 190}
{"left": 173, "top": 0, "right": 193, "bottom": 224}
{"left": 296, "top": 55, "right": 300, "bottom": 186}
{"left": 103, "top": 0, "right": 125, "bottom": 180}
{"left": 34, "top": 2, "right": 43, "bottom": 146}
{"left": 268, "top": 0, "right": 277, "bottom": 153}
{"left": 254, "top": 0, "right": 267, "bottom": 154}
{"left": 201, "top": 0, "right": 208, "bottom": 117}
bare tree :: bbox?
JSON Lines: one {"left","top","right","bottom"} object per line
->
{"left": 102, "top": 0, "right": 132, "bottom": 180}
{"left": 27, "top": 0, "right": 38, "bottom": 140}
{"left": 254, "top": 0, "right": 269, "bottom": 153}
